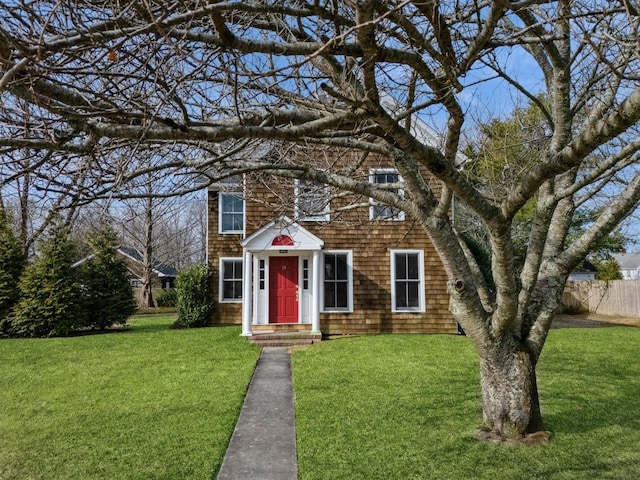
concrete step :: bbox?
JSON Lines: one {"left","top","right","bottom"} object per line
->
{"left": 248, "top": 332, "right": 322, "bottom": 347}
{"left": 253, "top": 324, "right": 312, "bottom": 332}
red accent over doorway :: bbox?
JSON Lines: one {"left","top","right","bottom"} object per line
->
{"left": 272, "top": 235, "right": 294, "bottom": 246}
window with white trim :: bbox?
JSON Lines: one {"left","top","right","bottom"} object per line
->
{"left": 322, "top": 251, "right": 353, "bottom": 312}
{"left": 369, "top": 169, "right": 404, "bottom": 221}
{"left": 219, "top": 192, "right": 244, "bottom": 233}
{"left": 259, "top": 259, "right": 265, "bottom": 290}
{"left": 391, "top": 250, "right": 425, "bottom": 312}
{"left": 220, "top": 258, "right": 243, "bottom": 302}
{"left": 302, "top": 259, "right": 309, "bottom": 290}
{"left": 295, "top": 179, "right": 330, "bottom": 221}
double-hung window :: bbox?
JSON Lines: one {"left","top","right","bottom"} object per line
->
{"left": 218, "top": 175, "right": 244, "bottom": 234}
{"left": 220, "top": 258, "right": 243, "bottom": 302}
{"left": 369, "top": 169, "right": 404, "bottom": 221}
{"left": 295, "top": 179, "right": 330, "bottom": 221}
{"left": 219, "top": 193, "right": 244, "bottom": 233}
{"left": 391, "top": 250, "right": 425, "bottom": 312}
{"left": 322, "top": 251, "right": 353, "bottom": 312}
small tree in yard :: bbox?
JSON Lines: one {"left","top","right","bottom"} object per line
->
{"left": 0, "top": 210, "right": 26, "bottom": 329}
{"left": 594, "top": 258, "right": 623, "bottom": 281}
{"left": 173, "top": 265, "right": 213, "bottom": 329}
{"left": 9, "top": 223, "right": 82, "bottom": 337}
{"left": 80, "top": 225, "right": 136, "bottom": 330}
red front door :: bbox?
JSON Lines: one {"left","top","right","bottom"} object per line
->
{"left": 269, "top": 256, "right": 299, "bottom": 324}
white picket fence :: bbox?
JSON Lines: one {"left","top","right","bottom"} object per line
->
{"left": 563, "top": 280, "right": 640, "bottom": 318}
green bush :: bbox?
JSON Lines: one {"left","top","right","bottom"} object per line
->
{"left": 593, "top": 257, "right": 623, "bottom": 281}
{"left": 0, "top": 210, "right": 26, "bottom": 331}
{"left": 156, "top": 289, "right": 177, "bottom": 308}
{"left": 79, "top": 225, "right": 136, "bottom": 330}
{"left": 9, "top": 223, "right": 83, "bottom": 337}
{"left": 173, "top": 265, "right": 213, "bottom": 328}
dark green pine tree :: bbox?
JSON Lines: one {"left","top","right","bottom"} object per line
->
{"left": 0, "top": 209, "right": 26, "bottom": 330}
{"left": 10, "top": 223, "right": 83, "bottom": 337}
{"left": 80, "top": 224, "right": 136, "bottom": 330}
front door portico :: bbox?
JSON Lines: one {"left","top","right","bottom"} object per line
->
{"left": 269, "top": 256, "right": 299, "bottom": 323}
{"left": 240, "top": 216, "right": 323, "bottom": 336}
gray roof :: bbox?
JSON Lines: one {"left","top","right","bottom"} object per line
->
{"left": 612, "top": 253, "right": 640, "bottom": 270}
{"left": 117, "top": 246, "right": 178, "bottom": 277}
{"left": 73, "top": 247, "right": 178, "bottom": 277}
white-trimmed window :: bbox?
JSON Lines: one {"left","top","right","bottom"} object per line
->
{"left": 321, "top": 250, "right": 353, "bottom": 312}
{"left": 369, "top": 168, "right": 404, "bottom": 221}
{"left": 295, "top": 179, "right": 330, "bottom": 221}
{"left": 219, "top": 192, "right": 244, "bottom": 233}
{"left": 391, "top": 250, "right": 425, "bottom": 312}
{"left": 220, "top": 258, "right": 243, "bottom": 302}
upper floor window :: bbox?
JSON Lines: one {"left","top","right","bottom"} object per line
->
{"left": 391, "top": 250, "right": 425, "bottom": 312}
{"left": 369, "top": 169, "right": 404, "bottom": 221}
{"left": 219, "top": 192, "right": 244, "bottom": 233}
{"left": 295, "top": 179, "right": 330, "bottom": 221}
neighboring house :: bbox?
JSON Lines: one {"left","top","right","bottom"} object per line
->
{"left": 206, "top": 146, "right": 458, "bottom": 337}
{"left": 117, "top": 246, "right": 178, "bottom": 289}
{"left": 567, "top": 260, "right": 598, "bottom": 281}
{"left": 73, "top": 246, "right": 178, "bottom": 289}
{"left": 612, "top": 253, "right": 640, "bottom": 280}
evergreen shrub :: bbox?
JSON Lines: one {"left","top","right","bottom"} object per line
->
{"left": 0, "top": 210, "right": 26, "bottom": 333}
{"left": 10, "top": 224, "right": 83, "bottom": 337}
{"left": 156, "top": 289, "right": 177, "bottom": 308}
{"left": 173, "top": 265, "right": 213, "bottom": 328}
{"left": 79, "top": 225, "right": 136, "bottom": 330}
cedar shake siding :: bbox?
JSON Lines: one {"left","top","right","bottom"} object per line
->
{"left": 207, "top": 151, "right": 456, "bottom": 335}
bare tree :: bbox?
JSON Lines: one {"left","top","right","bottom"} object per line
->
{"left": 2, "top": 1, "right": 640, "bottom": 443}
{"left": 0, "top": 101, "right": 85, "bottom": 255}
{"left": 114, "top": 187, "right": 206, "bottom": 307}
{"left": 116, "top": 157, "right": 168, "bottom": 309}
{"left": 151, "top": 193, "right": 207, "bottom": 269}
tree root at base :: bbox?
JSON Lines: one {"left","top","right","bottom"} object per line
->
{"left": 475, "top": 427, "right": 552, "bottom": 445}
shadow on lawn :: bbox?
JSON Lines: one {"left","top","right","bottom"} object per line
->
{"left": 544, "top": 385, "right": 640, "bottom": 435}
{"left": 66, "top": 325, "right": 131, "bottom": 337}
{"left": 128, "top": 322, "right": 173, "bottom": 334}
{"left": 542, "top": 358, "right": 640, "bottom": 435}
{"left": 542, "top": 323, "right": 640, "bottom": 436}
{"left": 127, "top": 314, "right": 177, "bottom": 334}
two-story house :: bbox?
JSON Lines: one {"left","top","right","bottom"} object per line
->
{"left": 206, "top": 145, "right": 457, "bottom": 338}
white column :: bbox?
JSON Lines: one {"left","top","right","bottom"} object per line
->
{"left": 311, "top": 250, "right": 321, "bottom": 334}
{"left": 241, "top": 250, "right": 253, "bottom": 336}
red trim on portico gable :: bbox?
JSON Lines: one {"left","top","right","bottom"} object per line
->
{"left": 272, "top": 235, "right": 294, "bottom": 246}
{"left": 241, "top": 216, "right": 324, "bottom": 253}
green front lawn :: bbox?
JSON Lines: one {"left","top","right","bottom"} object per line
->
{"left": 293, "top": 328, "right": 640, "bottom": 480}
{"left": 0, "top": 316, "right": 260, "bottom": 480}
{"left": 3, "top": 317, "right": 639, "bottom": 480}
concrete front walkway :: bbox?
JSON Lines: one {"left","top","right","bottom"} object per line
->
{"left": 217, "top": 347, "right": 297, "bottom": 480}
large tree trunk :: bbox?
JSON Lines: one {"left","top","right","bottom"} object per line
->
{"left": 140, "top": 266, "right": 153, "bottom": 309}
{"left": 475, "top": 335, "right": 548, "bottom": 444}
